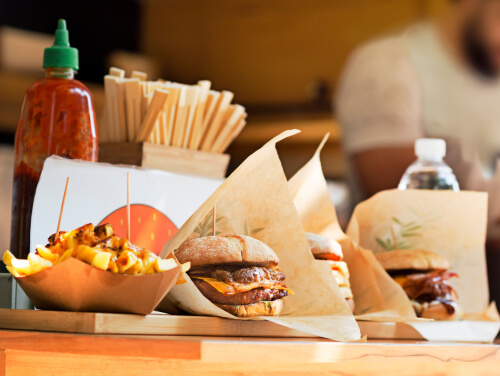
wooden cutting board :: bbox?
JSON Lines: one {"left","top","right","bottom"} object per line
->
{"left": 0, "top": 308, "right": 424, "bottom": 339}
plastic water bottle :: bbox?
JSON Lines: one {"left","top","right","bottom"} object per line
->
{"left": 398, "top": 138, "right": 459, "bottom": 191}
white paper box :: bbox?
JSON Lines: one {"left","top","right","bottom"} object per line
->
{"left": 30, "top": 156, "right": 223, "bottom": 255}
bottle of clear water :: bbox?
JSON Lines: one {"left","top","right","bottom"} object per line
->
{"left": 398, "top": 138, "right": 459, "bottom": 191}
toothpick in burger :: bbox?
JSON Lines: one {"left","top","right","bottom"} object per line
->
{"left": 376, "top": 249, "right": 459, "bottom": 320}
{"left": 175, "top": 235, "right": 292, "bottom": 317}
{"left": 306, "top": 233, "right": 354, "bottom": 311}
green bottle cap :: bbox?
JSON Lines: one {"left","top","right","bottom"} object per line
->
{"left": 43, "top": 19, "right": 79, "bottom": 70}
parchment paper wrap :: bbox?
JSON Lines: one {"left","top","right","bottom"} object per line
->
{"left": 160, "top": 130, "right": 361, "bottom": 342}
{"left": 347, "top": 189, "right": 500, "bottom": 342}
{"left": 288, "top": 134, "right": 416, "bottom": 320}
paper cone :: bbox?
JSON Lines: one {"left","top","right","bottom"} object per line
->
{"left": 288, "top": 134, "right": 416, "bottom": 319}
{"left": 346, "top": 189, "right": 500, "bottom": 342}
{"left": 16, "top": 257, "right": 182, "bottom": 315}
{"left": 159, "top": 130, "right": 361, "bottom": 342}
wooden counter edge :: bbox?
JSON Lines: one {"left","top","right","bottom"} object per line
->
{"left": 0, "top": 329, "right": 499, "bottom": 363}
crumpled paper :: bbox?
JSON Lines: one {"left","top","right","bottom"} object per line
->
{"left": 347, "top": 189, "right": 500, "bottom": 342}
{"left": 159, "top": 130, "right": 361, "bottom": 342}
{"left": 288, "top": 134, "right": 416, "bottom": 320}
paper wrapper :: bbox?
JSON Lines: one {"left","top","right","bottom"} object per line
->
{"left": 15, "top": 257, "right": 183, "bottom": 315}
{"left": 160, "top": 130, "right": 361, "bottom": 342}
{"left": 346, "top": 189, "right": 500, "bottom": 342}
{"left": 288, "top": 134, "right": 416, "bottom": 320}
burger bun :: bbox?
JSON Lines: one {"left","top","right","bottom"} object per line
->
{"left": 420, "top": 302, "right": 459, "bottom": 321}
{"left": 306, "top": 233, "right": 343, "bottom": 259}
{"left": 215, "top": 299, "right": 283, "bottom": 318}
{"left": 175, "top": 235, "right": 279, "bottom": 269}
{"left": 375, "top": 249, "right": 450, "bottom": 272}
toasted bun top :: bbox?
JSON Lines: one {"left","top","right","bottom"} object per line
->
{"left": 375, "top": 249, "right": 450, "bottom": 271}
{"left": 175, "top": 235, "right": 279, "bottom": 268}
{"left": 306, "top": 233, "right": 343, "bottom": 258}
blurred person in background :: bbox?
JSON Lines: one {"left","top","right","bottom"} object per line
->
{"left": 336, "top": 0, "right": 500, "bottom": 306}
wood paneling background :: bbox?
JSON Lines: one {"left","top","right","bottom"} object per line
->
{"left": 142, "top": 0, "right": 449, "bottom": 106}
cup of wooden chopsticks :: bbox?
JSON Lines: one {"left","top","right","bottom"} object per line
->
{"left": 100, "top": 67, "right": 247, "bottom": 154}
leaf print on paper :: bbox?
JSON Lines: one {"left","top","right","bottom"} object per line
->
{"left": 375, "top": 217, "right": 422, "bottom": 251}
{"left": 243, "top": 220, "right": 265, "bottom": 237}
{"left": 194, "top": 212, "right": 226, "bottom": 238}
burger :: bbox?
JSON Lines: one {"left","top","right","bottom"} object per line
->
{"left": 375, "top": 249, "right": 459, "bottom": 320}
{"left": 306, "top": 233, "right": 355, "bottom": 312}
{"left": 175, "top": 235, "right": 292, "bottom": 317}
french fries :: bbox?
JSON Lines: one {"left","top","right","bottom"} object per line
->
{"left": 2, "top": 223, "right": 189, "bottom": 278}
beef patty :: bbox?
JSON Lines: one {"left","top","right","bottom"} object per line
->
{"left": 193, "top": 279, "right": 288, "bottom": 305}
{"left": 189, "top": 265, "right": 285, "bottom": 285}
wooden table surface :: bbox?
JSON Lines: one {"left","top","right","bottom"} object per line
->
{"left": 0, "top": 329, "right": 498, "bottom": 376}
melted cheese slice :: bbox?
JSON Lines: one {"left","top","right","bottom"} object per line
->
{"left": 191, "top": 276, "right": 292, "bottom": 296}
{"left": 393, "top": 276, "right": 407, "bottom": 287}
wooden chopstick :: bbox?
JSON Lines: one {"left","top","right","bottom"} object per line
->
{"left": 110, "top": 67, "right": 125, "bottom": 78}
{"left": 182, "top": 86, "right": 201, "bottom": 148}
{"left": 104, "top": 75, "right": 120, "bottom": 142}
{"left": 123, "top": 78, "right": 140, "bottom": 142}
{"left": 210, "top": 105, "right": 245, "bottom": 153}
{"left": 217, "top": 116, "right": 247, "bottom": 153}
{"left": 131, "top": 70, "right": 147, "bottom": 81}
{"left": 164, "top": 86, "right": 180, "bottom": 146}
{"left": 136, "top": 88, "right": 169, "bottom": 142}
{"left": 188, "top": 80, "right": 211, "bottom": 149}
{"left": 171, "top": 85, "right": 188, "bottom": 147}
{"left": 199, "top": 91, "right": 220, "bottom": 143}
{"left": 199, "top": 91, "right": 234, "bottom": 151}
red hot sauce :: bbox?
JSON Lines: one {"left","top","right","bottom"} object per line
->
{"left": 10, "top": 20, "right": 98, "bottom": 259}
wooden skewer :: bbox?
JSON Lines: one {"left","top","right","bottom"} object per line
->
{"left": 212, "top": 205, "right": 216, "bottom": 236}
{"left": 127, "top": 172, "right": 131, "bottom": 240}
{"left": 55, "top": 177, "right": 70, "bottom": 240}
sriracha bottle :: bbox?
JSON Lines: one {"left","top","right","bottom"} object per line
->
{"left": 9, "top": 19, "right": 98, "bottom": 261}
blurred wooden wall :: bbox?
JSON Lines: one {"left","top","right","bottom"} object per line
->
{"left": 141, "top": 0, "right": 450, "bottom": 106}
{"left": 141, "top": 0, "right": 452, "bottom": 180}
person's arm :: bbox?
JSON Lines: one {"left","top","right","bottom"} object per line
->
{"left": 335, "top": 36, "right": 423, "bottom": 200}
{"left": 352, "top": 147, "right": 415, "bottom": 197}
